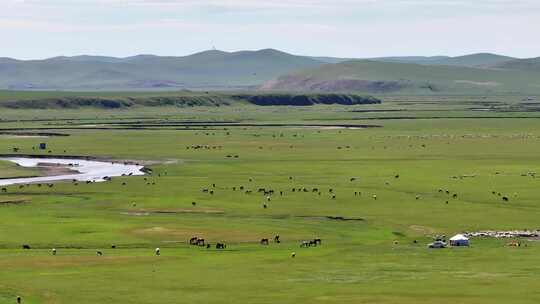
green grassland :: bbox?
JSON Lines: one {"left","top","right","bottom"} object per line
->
{"left": 1, "top": 96, "right": 540, "bottom": 303}
{"left": 0, "top": 160, "right": 40, "bottom": 179}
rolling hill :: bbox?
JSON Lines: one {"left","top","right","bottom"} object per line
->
{"left": 490, "top": 57, "right": 540, "bottom": 71}
{"left": 369, "top": 53, "right": 516, "bottom": 67}
{"left": 0, "top": 49, "right": 537, "bottom": 93}
{"left": 261, "top": 59, "right": 540, "bottom": 94}
{"left": 0, "top": 49, "right": 325, "bottom": 90}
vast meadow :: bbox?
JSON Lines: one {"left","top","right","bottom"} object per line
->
{"left": 1, "top": 95, "right": 540, "bottom": 303}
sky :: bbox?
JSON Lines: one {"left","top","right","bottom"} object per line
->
{"left": 1, "top": 0, "right": 539, "bottom": 59}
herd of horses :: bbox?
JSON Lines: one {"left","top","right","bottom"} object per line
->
{"left": 186, "top": 234, "right": 321, "bottom": 250}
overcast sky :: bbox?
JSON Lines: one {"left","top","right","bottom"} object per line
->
{"left": 2, "top": 0, "right": 539, "bottom": 59}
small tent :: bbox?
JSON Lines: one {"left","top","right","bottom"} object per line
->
{"left": 449, "top": 234, "right": 470, "bottom": 247}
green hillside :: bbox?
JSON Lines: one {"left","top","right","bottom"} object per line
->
{"left": 0, "top": 49, "right": 323, "bottom": 91}
{"left": 262, "top": 60, "right": 540, "bottom": 94}
{"left": 370, "top": 53, "right": 516, "bottom": 67}
{"left": 491, "top": 57, "right": 540, "bottom": 71}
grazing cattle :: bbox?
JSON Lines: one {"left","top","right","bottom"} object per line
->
{"left": 202, "top": 188, "right": 209, "bottom": 193}
{"left": 111, "top": 245, "right": 116, "bottom": 249}
{"left": 274, "top": 235, "right": 281, "bottom": 243}
{"left": 22, "top": 245, "right": 31, "bottom": 250}
{"left": 1, "top": 188, "right": 7, "bottom": 193}
{"left": 216, "top": 243, "right": 226, "bottom": 249}
{"left": 263, "top": 204, "right": 268, "bottom": 209}
{"left": 507, "top": 241, "right": 521, "bottom": 247}
{"left": 314, "top": 238, "right": 322, "bottom": 245}
{"left": 331, "top": 195, "right": 336, "bottom": 200}
{"left": 209, "top": 190, "right": 214, "bottom": 195}
{"left": 350, "top": 177, "right": 356, "bottom": 182}
{"left": 395, "top": 174, "right": 400, "bottom": 179}
{"left": 372, "top": 195, "right": 377, "bottom": 200}
{"left": 300, "top": 241, "right": 310, "bottom": 248}
{"left": 192, "top": 201, "right": 197, "bottom": 206}
{"left": 197, "top": 239, "right": 206, "bottom": 246}
{"left": 260, "top": 238, "right": 269, "bottom": 245}
{"left": 453, "top": 194, "right": 458, "bottom": 199}
{"left": 96, "top": 251, "right": 103, "bottom": 256}
{"left": 52, "top": 248, "right": 57, "bottom": 255}
{"left": 415, "top": 195, "right": 421, "bottom": 200}
{"left": 291, "top": 252, "right": 296, "bottom": 258}
{"left": 329, "top": 188, "right": 333, "bottom": 193}
{"left": 155, "top": 248, "right": 160, "bottom": 256}
{"left": 17, "top": 296, "right": 21, "bottom": 304}
{"left": 502, "top": 196, "right": 509, "bottom": 202}
{"left": 189, "top": 237, "right": 199, "bottom": 245}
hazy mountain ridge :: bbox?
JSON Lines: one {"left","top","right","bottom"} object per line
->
{"left": 369, "top": 53, "right": 517, "bottom": 67}
{"left": 0, "top": 49, "right": 538, "bottom": 92}
{"left": 0, "top": 49, "right": 324, "bottom": 90}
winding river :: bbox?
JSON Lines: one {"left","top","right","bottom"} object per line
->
{"left": 0, "top": 157, "right": 145, "bottom": 186}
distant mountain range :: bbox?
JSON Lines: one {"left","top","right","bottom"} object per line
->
{"left": 367, "top": 53, "right": 516, "bottom": 67}
{"left": 0, "top": 49, "right": 539, "bottom": 93}
{"left": 0, "top": 49, "right": 323, "bottom": 90}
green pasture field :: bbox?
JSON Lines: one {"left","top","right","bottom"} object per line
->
{"left": 1, "top": 96, "right": 540, "bottom": 303}
{"left": 0, "top": 160, "right": 40, "bottom": 179}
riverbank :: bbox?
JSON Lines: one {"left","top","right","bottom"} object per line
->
{"left": 0, "top": 156, "right": 146, "bottom": 186}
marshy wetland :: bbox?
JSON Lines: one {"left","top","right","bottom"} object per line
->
{"left": 1, "top": 93, "right": 540, "bottom": 304}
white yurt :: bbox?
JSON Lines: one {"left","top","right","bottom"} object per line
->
{"left": 449, "top": 234, "right": 470, "bottom": 247}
